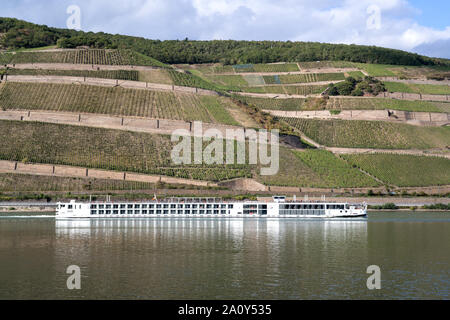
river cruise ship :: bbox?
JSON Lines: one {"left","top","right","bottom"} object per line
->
{"left": 56, "top": 196, "right": 367, "bottom": 218}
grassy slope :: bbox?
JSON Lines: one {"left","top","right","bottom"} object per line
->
{"left": 138, "top": 69, "right": 173, "bottom": 84}
{"left": 293, "top": 150, "right": 380, "bottom": 188}
{"left": 256, "top": 148, "right": 379, "bottom": 188}
{"left": 342, "top": 154, "right": 450, "bottom": 187}
{"left": 205, "top": 75, "right": 248, "bottom": 88}
{"left": 297, "top": 61, "right": 357, "bottom": 69}
{"left": 168, "top": 69, "right": 235, "bottom": 92}
{"left": 200, "top": 96, "right": 240, "bottom": 126}
{"left": 384, "top": 82, "right": 450, "bottom": 95}
{"left": 279, "top": 73, "right": 345, "bottom": 84}
{"left": 280, "top": 118, "right": 450, "bottom": 149}
{"left": 356, "top": 63, "right": 450, "bottom": 79}
{"left": 233, "top": 63, "right": 300, "bottom": 73}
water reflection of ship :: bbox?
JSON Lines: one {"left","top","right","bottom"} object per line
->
{"left": 55, "top": 218, "right": 366, "bottom": 237}
{"left": 53, "top": 218, "right": 369, "bottom": 296}
{"left": 55, "top": 219, "right": 366, "bottom": 251}
{"left": 56, "top": 219, "right": 92, "bottom": 237}
{"left": 54, "top": 219, "right": 367, "bottom": 260}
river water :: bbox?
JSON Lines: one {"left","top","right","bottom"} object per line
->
{"left": 0, "top": 212, "right": 449, "bottom": 299}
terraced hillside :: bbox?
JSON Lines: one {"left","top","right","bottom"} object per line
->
{"left": 6, "top": 68, "right": 140, "bottom": 81}
{"left": 0, "top": 120, "right": 385, "bottom": 188}
{"left": 355, "top": 63, "right": 450, "bottom": 79}
{"left": 0, "top": 120, "right": 252, "bottom": 182}
{"left": 196, "top": 72, "right": 346, "bottom": 90}
{"left": 0, "top": 49, "right": 167, "bottom": 67}
{"left": 204, "top": 75, "right": 249, "bottom": 88}
{"left": 168, "top": 70, "right": 228, "bottom": 91}
{"left": 233, "top": 95, "right": 309, "bottom": 110}
{"left": 297, "top": 61, "right": 450, "bottom": 79}
{"left": 179, "top": 60, "right": 450, "bottom": 96}
{"left": 0, "top": 45, "right": 449, "bottom": 194}
{"left": 384, "top": 82, "right": 450, "bottom": 95}
{"left": 234, "top": 95, "right": 450, "bottom": 113}
{"left": 297, "top": 61, "right": 358, "bottom": 69}
{"left": 180, "top": 64, "right": 235, "bottom": 74}
{"left": 278, "top": 73, "right": 345, "bottom": 84}
{"left": 328, "top": 97, "right": 450, "bottom": 113}
{"left": 293, "top": 150, "right": 380, "bottom": 188}
{"left": 233, "top": 63, "right": 300, "bottom": 73}
{"left": 0, "top": 82, "right": 240, "bottom": 124}
{"left": 0, "top": 173, "right": 162, "bottom": 192}
{"left": 280, "top": 118, "right": 450, "bottom": 149}
{"left": 341, "top": 154, "right": 450, "bottom": 187}
{"left": 241, "top": 85, "right": 328, "bottom": 95}
{"left": 257, "top": 149, "right": 380, "bottom": 188}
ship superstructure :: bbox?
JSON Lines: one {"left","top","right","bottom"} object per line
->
{"left": 56, "top": 196, "right": 367, "bottom": 218}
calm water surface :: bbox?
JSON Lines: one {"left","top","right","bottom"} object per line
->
{"left": 0, "top": 212, "right": 449, "bottom": 299}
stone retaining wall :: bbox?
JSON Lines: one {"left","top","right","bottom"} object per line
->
{"left": 0, "top": 110, "right": 252, "bottom": 138}
{"left": 1, "top": 160, "right": 450, "bottom": 194}
{"left": 266, "top": 109, "right": 449, "bottom": 126}
{"left": 376, "top": 77, "right": 450, "bottom": 85}
{"left": 377, "top": 91, "right": 450, "bottom": 102}
{"left": 5, "top": 75, "right": 218, "bottom": 96}
{"left": 0, "top": 160, "right": 215, "bottom": 188}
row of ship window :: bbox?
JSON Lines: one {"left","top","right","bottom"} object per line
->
{"left": 91, "top": 209, "right": 231, "bottom": 215}
{"left": 279, "top": 204, "right": 346, "bottom": 210}
{"left": 279, "top": 210, "right": 326, "bottom": 216}
{"left": 90, "top": 203, "right": 234, "bottom": 209}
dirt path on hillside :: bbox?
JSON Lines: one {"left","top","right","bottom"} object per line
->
{"left": 226, "top": 107, "right": 261, "bottom": 128}
{"left": 233, "top": 90, "right": 450, "bottom": 102}
{"left": 7, "top": 63, "right": 361, "bottom": 76}
{"left": 2, "top": 159, "right": 449, "bottom": 195}
{"left": 7, "top": 74, "right": 449, "bottom": 103}
{"left": 377, "top": 91, "right": 450, "bottom": 102}
{"left": 215, "top": 68, "right": 360, "bottom": 76}
{"left": 328, "top": 147, "right": 450, "bottom": 159}
{"left": 376, "top": 77, "right": 450, "bottom": 85}
{"left": 0, "top": 160, "right": 216, "bottom": 188}
{"left": 4, "top": 75, "right": 218, "bottom": 96}
{"left": 0, "top": 109, "right": 256, "bottom": 140}
{"left": 264, "top": 109, "right": 450, "bottom": 127}
{"left": 250, "top": 80, "right": 343, "bottom": 87}
{"left": 5, "top": 63, "right": 161, "bottom": 72}
{"left": 5, "top": 109, "right": 445, "bottom": 159}
{"left": 234, "top": 92, "right": 317, "bottom": 99}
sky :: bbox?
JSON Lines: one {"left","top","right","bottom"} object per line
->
{"left": 2, "top": 0, "right": 450, "bottom": 58}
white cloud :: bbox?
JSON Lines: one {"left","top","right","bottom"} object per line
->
{"left": 1, "top": 0, "right": 450, "bottom": 58}
{"left": 401, "top": 25, "right": 450, "bottom": 48}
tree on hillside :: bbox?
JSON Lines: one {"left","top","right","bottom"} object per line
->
{"left": 1, "top": 17, "right": 449, "bottom": 67}
{"left": 326, "top": 77, "right": 386, "bottom": 96}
